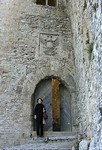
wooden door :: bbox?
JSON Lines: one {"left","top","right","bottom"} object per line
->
{"left": 52, "top": 79, "right": 60, "bottom": 131}
{"left": 33, "top": 78, "right": 72, "bottom": 131}
{"left": 60, "top": 84, "right": 72, "bottom": 131}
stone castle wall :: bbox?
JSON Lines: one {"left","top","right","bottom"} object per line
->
{"left": 67, "top": 0, "right": 102, "bottom": 149}
{"left": 0, "top": 0, "right": 101, "bottom": 149}
{"left": 0, "top": 0, "right": 77, "bottom": 148}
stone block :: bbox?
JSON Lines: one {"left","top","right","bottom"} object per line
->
{"left": 79, "top": 140, "right": 90, "bottom": 150}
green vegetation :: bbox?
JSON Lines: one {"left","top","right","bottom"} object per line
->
{"left": 93, "top": 3, "right": 99, "bottom": 12}
{"left": 83, "top": 0, "right": 87, "bottom": 11}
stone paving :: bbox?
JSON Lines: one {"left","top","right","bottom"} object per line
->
{"left": 2, "top": 139, "right": 71, "bottom": 150}
{"left": 2, "top": 136, "right": 77, "bottom": 150}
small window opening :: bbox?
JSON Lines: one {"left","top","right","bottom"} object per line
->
{"left": 48, "top": 0, "right": 56, "bottom": 6}
{"left": 36, "top": 0, "right": 46, "bottom": 5}
{"left": 36, "top": 0, "right": 56, "bottom": 6}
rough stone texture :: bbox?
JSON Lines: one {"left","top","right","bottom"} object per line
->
{"left": 0, "top": 0, "right": 101, "bottom": 149}
{"left": 67, "top": 0, "right": 102, "bottom": 149}
{"left": 0, "top": 0, "right": 77, "bottom": 148}
{"left": 2, "top": 133, "right": 78, "bottom": 150}
{"left": 79, "top": 139, "right": 90, "bottom": 150}
{"left": 2, "top": 137, "right": 76, "bottom": 150}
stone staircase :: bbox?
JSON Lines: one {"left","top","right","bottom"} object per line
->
{"left": 3, "top": 132, "right": 79, "bottom": 150}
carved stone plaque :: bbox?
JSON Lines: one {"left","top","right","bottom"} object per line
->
{"left": 39, "top": 33, "right": 59, "bottom": 56}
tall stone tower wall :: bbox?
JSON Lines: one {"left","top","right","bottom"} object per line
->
{"left": 0, "top": 0, "right": 77, "bottom": 148}
{"left": 0, "top": 0, "right": 101, "bottom": 149}
{"left": 66, "top": 0, "right": 102, "bottom": 149}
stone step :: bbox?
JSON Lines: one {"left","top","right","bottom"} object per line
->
{"left": 4, "top": 142, "right": 73, "bottom": 150}
{"left": 18, "top": 132, "right": 78, "bottom": 149}
{"left": 20, "top": 136, "right": 78, "bottom": 145}
{"left": 4, "top": 137, "right": 78, "bottom": 150}
{"left": 3, "top": 132, "right": 79, "bottom": 150}
{"left": 31, "top": 131, "right": 78, "bottom": 137}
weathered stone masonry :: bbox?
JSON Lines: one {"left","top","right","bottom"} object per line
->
{"left": 67, "top": 0, "right": 102, "bottom": 149}
{"left": 0, "top": 0, "right": 77, "bottom": 148}
{"left": 0, "top": 0, "right": 101, "bottom": 149}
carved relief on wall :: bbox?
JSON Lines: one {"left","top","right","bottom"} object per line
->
{"left": 39, "top": 33, "right": 59, "bottom": 56}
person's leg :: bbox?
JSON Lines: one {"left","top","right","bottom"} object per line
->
{"left": 36, "top": 120, "right": 40, "bottom": 136}
{"left": 41, "top": 123, "right": 44, "bottom": 137}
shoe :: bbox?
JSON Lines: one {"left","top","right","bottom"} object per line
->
{"left": 40, "top": 135, "right": 44, "bottom": 138}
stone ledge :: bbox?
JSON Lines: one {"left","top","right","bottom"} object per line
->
{"left": 31, "top": 131, "right": 78, "bottom": 137}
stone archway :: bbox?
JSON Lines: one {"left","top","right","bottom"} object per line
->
{"left": 31, "top": 77, "right": 72, "bottom": 131}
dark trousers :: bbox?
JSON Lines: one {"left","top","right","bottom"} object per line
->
{"left": 36, "top": 118, "right": 43, "bottom": 136}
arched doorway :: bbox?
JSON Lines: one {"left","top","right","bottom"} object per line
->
{"left": 31, "top": 77, "right": 72, "bottom": 131}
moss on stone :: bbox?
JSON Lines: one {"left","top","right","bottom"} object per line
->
{"left": 93, "top": 3, "right": 99, "bottom": 12}
{"left": 87, "top": 43, "right": 93, "bottom": 60}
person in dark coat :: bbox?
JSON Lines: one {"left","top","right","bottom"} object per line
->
{"left": 34, "top": 98, "right": 45, "bottom": 137}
